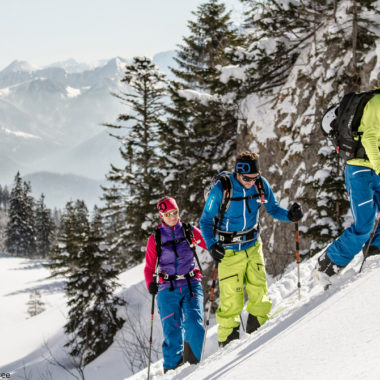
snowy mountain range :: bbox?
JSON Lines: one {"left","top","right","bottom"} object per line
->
{"left": 1, "top": 247, "right": 379, "bottom": 379}
{"left": 0, "top": 51, "right": 176, "bottom": 208}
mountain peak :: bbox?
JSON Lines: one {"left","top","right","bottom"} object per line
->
{"left": 106, "top": 56, "right": 128, "bottom": 70}
{"left": 1, "top": 60, "right": 37, "bottom": 74}
{"left": 44, "top": 58, "right": 93, "bottom": 74}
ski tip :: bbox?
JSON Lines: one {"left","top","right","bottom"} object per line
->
{"left": 315, "top": 270, "right": 332, "bottom": 290}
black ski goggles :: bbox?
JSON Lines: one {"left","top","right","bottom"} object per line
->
{"left": 241, "top": 174, "right": 260, "bottom": 183}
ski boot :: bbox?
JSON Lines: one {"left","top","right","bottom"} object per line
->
{"left": 315, "top": 251, "right": 344, "bottom": 290}
{"left": 246, "top": 314, "right": 261, "bottom": 334}
{"left": 218, "top": 326, "right": 239, "bottom": 348}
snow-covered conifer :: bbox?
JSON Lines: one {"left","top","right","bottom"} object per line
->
{"left": 0, "top": 185, "right": 10, "bottom": 210}
{"left": 64, "top": 205, "right": 125, "bottom": 365}
{"left": 103, "top": 56, "right": 166, "bottom": 265}
{"left": 48, "top": 200, "right": 89, "bottom": 277}
{"left": 27, "top": 290, "right": 45, "bottom": 317}
{"left": 162, "top": 0, "right": 244, "bottom": 220}
{"left": 34, "top": 194, "right": 54, "bottom": 258}
{"left": 5, "top": 172, "right": 36, "bottom": 256}
{"left": 49, "top": 202, "right": 125, "bottom": 364}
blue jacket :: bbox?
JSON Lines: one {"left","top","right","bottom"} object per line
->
{"left": 200, "top": 173, "right": 291, "bottom": 251}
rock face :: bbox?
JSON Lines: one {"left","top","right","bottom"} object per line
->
{"left": 238, "top": 5, "right": 380, "bottom": 275}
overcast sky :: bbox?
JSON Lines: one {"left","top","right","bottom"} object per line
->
{"left": 0, "top": 0, "right": 245, "bottom": 71}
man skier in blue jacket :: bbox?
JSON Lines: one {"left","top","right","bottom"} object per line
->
{"left": 200, "top": 151, "right": 303, "bottom": 347}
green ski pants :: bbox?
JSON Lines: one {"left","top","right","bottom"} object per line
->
{"left": 216, "top": 239, "right": 272, "bottom": 342}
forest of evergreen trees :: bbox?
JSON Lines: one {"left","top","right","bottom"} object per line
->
{"left": 1, "top": 0, "right": 379, "bottom": 370}
{"left": 4, "top": 172, "right": 56, "bottom": 258}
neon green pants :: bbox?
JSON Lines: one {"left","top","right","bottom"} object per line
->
{"left": 216, "top": 239, "right": 272, "bottom": 342}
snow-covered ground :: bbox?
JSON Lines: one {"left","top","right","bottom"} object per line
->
{"left": 1, "top": 249, "right": 379, "bottom": 380}
{"left": 134, "top": 252, "right": 380, "bottom": 380}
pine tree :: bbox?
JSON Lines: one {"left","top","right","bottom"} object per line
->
{"left": 161, "top": 0, "right": 244, "bottom": 221}
{"left": 48, "top": 200, "right": 89, "bottom": 277}
{"left": 302, "top": 144, "right": 350, "bottom": 255}
{"left": 0, "top": 185, "right": 10, "bottom": 210}
{"left": 34, "top": 194, "right": 54, "bottom": 258}
{"left": 347, "top": 0, "right": 380, "bottom": 82}
{"left": 171, "top": 0, "right": 244, "bottom": 91}
{"left": 22, "top": 181, "right": 36, "bottom": 255}
{"left": 27, "top": 290, "right": 45, "bottom": 317}
{"left": 239, "top": 0, "right": 336, "bottom": 94}
{"left": 239, "top": 0, "right": 378, "bottom": 92}
{"left": 48, "top": 202, "right": 124, "bottom": 364}
{"left": 64, "top": 206, "right": 125, "bottom": 365}
{"left": 5, "top": 172, "right": 36, "bottom": 256}
{"left": 100, "top": 185, "right": 128, "bottom": 270}
{"left": 102, "top": 56, "right": 166, "bottom": 265}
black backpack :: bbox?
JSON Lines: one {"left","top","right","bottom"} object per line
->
{"left": 321, "top": 89, "right": 380, "bottom": 160}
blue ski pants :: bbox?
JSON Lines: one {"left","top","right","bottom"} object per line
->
{"left": 327, "top": 164, "right": 380, "bottom": 266}
{"left": 156, "top": 281, "right": 204, "bottom": 370}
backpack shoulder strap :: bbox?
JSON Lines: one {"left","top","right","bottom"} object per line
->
{"left": 255, "top": 176, "right": 267, "bottom": 204}
{"left": 356, "top": 89, "right": 380, "bottom": 131}
{"left": 153, "top": 227, "right": 162, "bottom": 265}
{"left": 219, "top": 174, "right": 233, "bottom": 210}
{"left": 368, "top": 89, "right": 380, "bottom": 96}
{"left": 215, "top": 174, "right": 233, "bottom": 231}
{"left": 182, "top": 222, "right": 194, "bottom": 241}
{"left": 181, "top": 222, "right": 203, "bottom": 273}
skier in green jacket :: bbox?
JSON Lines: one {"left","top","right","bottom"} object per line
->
{"left": 317, "top": 93, "right": 380, "bottom": 279}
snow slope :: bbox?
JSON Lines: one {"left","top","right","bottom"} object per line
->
{"left": 131, "top": 254, "right": 380, "bottom": 380}
{"left": 1, "top": 250, "right": 379, "bottom": 380}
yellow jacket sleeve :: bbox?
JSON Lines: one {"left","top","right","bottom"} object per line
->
{"left": 348, "top": 94, "right": 380, "bottom": 174}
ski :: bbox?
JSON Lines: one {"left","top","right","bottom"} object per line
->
{"left": 315, "top": 270, "right": 332, "bottom": 291}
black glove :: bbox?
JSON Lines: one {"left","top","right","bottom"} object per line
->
{"left": 209, "top": 242, "right": 225, "bottom": 264}
{"left": 148, "top": 281, "right": 158, "bottom": 295}
{"left": 288, "top": 202, "right": 303, "bottom": 222}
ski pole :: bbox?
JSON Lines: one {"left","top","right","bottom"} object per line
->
{"left": 147, "top": 262, "right": 159, "bottom": 380}
{"left": 295, "top": 221, "right": 301, "bottom": 299}
{"left": 201, "top": 265, "right": 218, "bottom": 360}
{"left": 359, "top": 210, "right": 380, "bottom": 273}
{"left": 239, "top": 314, "right": 246, "bottom": 333}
